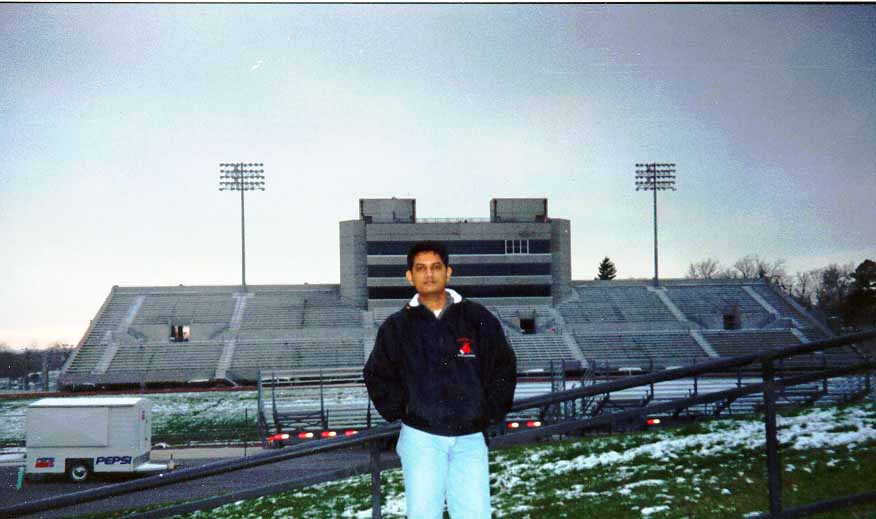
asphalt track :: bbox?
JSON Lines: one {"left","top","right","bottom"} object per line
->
{"left": 1, "top": 445, "right": 394, "bottom": 518}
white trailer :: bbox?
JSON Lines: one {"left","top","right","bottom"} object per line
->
{"left": 25, "top": 397, "right": 172, "bottom": 482}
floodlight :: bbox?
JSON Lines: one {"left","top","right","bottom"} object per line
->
{"left": 219, "top": 162, "right": 266, "bottom": 292}
{"left": 635, "top": 163, "right": 677, "bottom": 287}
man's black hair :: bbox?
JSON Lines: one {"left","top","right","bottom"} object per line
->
{"left": 406, "top": 241, "right": 450, "bottom": 271}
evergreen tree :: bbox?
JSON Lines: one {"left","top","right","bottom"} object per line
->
{"left": 597, "top": 257, "right": 617, "bottom": 280}
{"left": 844, "top": 259, "right": 876, "bottom": 329}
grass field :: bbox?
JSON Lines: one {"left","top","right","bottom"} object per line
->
{"left": 153, "top": 399, "right": 876, "bottom": 519}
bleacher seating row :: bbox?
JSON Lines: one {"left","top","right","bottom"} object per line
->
{"left": 133, "top": 294, "right": 237, "bottom": 325}
{"left": 583, "top": 285, "right": 678, "bottom": 322}
{"left": 703, "top": 330, "right": 859, "bottom": 368}
{"left": 61, "top": 280, "right": 837, "bottom": 388}
{"left": 560, "top": 284, "right": 677, "bottom": 324}
{"left": 508, "top": 335, "right": 576, "bottom": 372}
{"left": 109, "top": 341, "right": 223, "bottom": 372}
{"left": 572, "top": 332, "right": 710, "bottom": 371}
{"left": 231, "top": 338, "right": 365, "bottom": 370}
{"left": 239, "top": 294, "right": 305, "bottom": 330}
{"left": 663, "top": 284, "right": 763, "bottom": 316}
{"left": 240, "top": 291, "right": 361, "bottom": 330}
{"left": 371, "top": 306, "right": 398, "bottom": 323}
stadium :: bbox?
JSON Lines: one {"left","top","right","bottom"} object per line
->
{"left": 9, "top": 198, "right": 873, "bottom": 519}
{"left": 59, "top": 197, "right": 838, "bottom": 391}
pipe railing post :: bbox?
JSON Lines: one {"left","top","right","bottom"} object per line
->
{"left": 821, "top": 354, "right": 829, "bottom": 394}
{"left": 762, "top": 359, "right": 783, "bottom": 516}
{"left": 370, "top": 441, "right": 382, "bottom": 519}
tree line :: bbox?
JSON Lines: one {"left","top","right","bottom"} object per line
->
{"left": 0, "top": 343, "right": 73, "bottom": 379}
{"left": 687, "top": 255, "right": 875, "bottom": 331}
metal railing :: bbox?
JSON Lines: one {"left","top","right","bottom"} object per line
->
{"left": 2, "top": 330, "right": 874, "bottom": 519}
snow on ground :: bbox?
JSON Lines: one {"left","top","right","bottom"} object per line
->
{"left": 482, "top": 402, "right": 875, "bottom": 517}
{"left": 281, "top": 402, "right": 875, "bottom": 518}
{"left": 0, "top": 452, "right": 24, "bottom": 463}
{"left": 493, "top": 403, "right": 876, "bottom": 495}
{"left": 119, "top": 398, "right": 876, "bottom": 518}
{"left": 641, "top": 505, "right": 671, "bottom": 515}
{"left": 0, "top": 399, "right": 31, "bottom": 444}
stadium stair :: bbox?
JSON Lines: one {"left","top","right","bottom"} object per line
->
{"left": 94, "top": 295, "right": 145, "bottom": 375}
{"left": 690, "top": 330, "right": 720, "bottom": 358}
{"left": 742, "top": 285, "right": 783, "bottom": 324}
{"left": 647, "top": 286, "right": 690, "bottom": 324}
{"left": 214, "top": 293, "right": 251, "bottom": 381}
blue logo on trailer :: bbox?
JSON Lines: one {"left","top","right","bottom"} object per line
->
{"left": 95, "top": 456, "right": 133, "bottom": 465}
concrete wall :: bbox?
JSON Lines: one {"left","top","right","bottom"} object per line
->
{"left": 490, "top": 198, "right": 547, "bottom": 222}
{"left": 364, "top": 221, "right": 552, "bottom": 241}
{"left": 360, "top": 198, "right": 415, "bottom": 223}
{"left": 339, "top": 220, "right": 368, "bottom": 308}
{"left": 550, "top": 218, "right": 573, "bottom": 303}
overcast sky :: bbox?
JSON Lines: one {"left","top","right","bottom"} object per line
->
{"left": 1, "top": 4, "right": 874, "bottom": 349}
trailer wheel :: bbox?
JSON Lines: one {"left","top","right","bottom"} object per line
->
{"left": 67, "top": 462, "right": 91, "bottom": 483}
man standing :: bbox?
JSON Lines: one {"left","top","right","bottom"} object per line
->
{"left": 364, "top": 241, "right": 517, "bottom": 518}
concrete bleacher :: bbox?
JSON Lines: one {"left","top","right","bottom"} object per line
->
{"left": 371, "top": 306, "right": 398, "bottom": 324}
{"left": 239, "top": 292, "right": 305, "bottom": 331}
{"left": 229, "top": 337, "right": 365, "bottom": 374}
{"left": 702, "top": 329, "right": 827, "bottom": 369}
{"left": 63, "top": 292, "right": 139, "bottom": 375}
{"left": 240, "top": 289, "right": 361, "bottom": 333}
{"left": 571, "top": 284, "right": 678, "bottom": 322}
{"left": 664, "top": 284, "right": 764, "bottom": 316}
{"left": 572, "top": 331, "right": 711, "bottom": 371}
{"left": 748, "top": 284, "right": 831, "bottom": 341}
{"left": 107, "top": 341, "right": 223, "bottom": 375}
{"left": 302, "top": 304, "right": 362, "bottom": 328}
{"left": 61, "top": 279, "right": 837, "bottom": 389}
{"left": 634, "top": 332, "right": 714, "bottom": 367}
{"left": 703, "top": 329, "right": 860, "bottom": 369}
{"left": 703, "top": 329, "right": 802, "bottom": 357}
{"left": 508, "top": 335, "right": 579, "bottom": 372}
{"left": 131, "top": 293, "right": 236, "bottom": 325}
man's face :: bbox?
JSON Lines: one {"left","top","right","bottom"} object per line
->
{"left": 406, "top": 251, "right": 452, "bottom": 297}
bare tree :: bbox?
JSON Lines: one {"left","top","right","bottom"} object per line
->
{"left": 732, "top": 254, "right": 787, "bottom": 283}
{"left": 733, "top": 254, "right": 759, "bottom": 278}
{"left": 790, "top": 269, "right": 820, "bottom": 308}
{"left": 687, "top": 258, "right": 722, "bottom": 279}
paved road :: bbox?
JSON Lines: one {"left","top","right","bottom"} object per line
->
{"left": 1, "top": 445, "right": 396, "bottom": 518}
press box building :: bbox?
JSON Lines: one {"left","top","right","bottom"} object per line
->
{"left": 340, "top": 198, "right": 572, "bottom": 309}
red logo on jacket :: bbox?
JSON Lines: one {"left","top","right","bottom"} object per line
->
{"left": 457, "top": 337, "right": 475, "bottom": 358}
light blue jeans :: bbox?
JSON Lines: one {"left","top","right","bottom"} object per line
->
{"left": 395, "top": 423, "right": 492, "bottom": 519}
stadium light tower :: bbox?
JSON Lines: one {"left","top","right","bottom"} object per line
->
{"left": 635, "top": 162, "right": 676, "bottom": 288}
{"left": 219, "top": 162, "right": 265, "bottom": 293}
